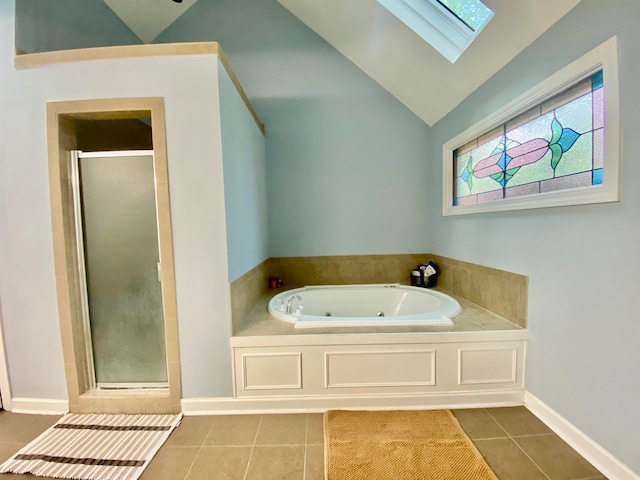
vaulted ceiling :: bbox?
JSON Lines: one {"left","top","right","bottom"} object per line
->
{"left": 103, "top": 0, "right": 582, "bottom": 126}
{"left": 103, "top": 0, "right": 198, "bottom": 44}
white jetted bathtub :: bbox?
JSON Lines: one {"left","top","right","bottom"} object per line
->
{"left": 267, "top": 284, "right": 461, "bottom": 328}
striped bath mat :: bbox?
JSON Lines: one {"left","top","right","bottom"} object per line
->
{"left": 0, "top": 413, "right": 182, "bottom": 480}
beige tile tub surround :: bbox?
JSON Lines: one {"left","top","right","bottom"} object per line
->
{"left": 47, "top": 98, "right": 181, "bottom": 413}
{"left": 229, "top": 254, "right": 528, "bottom": 334}
{"left": 431, "top": 255, "right": 528, "bottom": 327}
{"left": 229, "top": 261, "right": 271, "bottom": 335}
{"left": 268, "top": 254, "right": 431, "bottom": 286}
{"left": 229, "top": 254, "right": 429, "bottom": 334}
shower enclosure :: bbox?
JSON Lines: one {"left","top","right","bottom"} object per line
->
{"left": 71, "top": 150, "right": 167, "bottom": 388}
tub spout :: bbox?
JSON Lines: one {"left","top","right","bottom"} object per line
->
{"left": 285, "top": 294, "right": 302, "bottom": 314}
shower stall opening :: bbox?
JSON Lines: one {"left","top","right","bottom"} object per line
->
{"left": 72, "top": 150, "right": 168, "bottom": 390}
{"left": 49, "top": 99, "right": 181, "bottom": 413}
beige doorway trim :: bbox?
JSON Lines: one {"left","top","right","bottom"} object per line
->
{"left": 46, "top": 97, "right": 181, "bottom": 414}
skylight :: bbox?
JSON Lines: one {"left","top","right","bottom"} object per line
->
{"left": 437, "top": 0, "right": 492, "bottom": 31}
{"left": 377, "top": 0, "right": 494, "bottom": 63}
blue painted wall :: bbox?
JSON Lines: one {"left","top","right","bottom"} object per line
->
{"left": 9, "top": 2, "right": 640, "bottom": 473}
{"left": 218, "top": 59, "right": 269, "bottom": 282}
{"left": 429, "top": 1, "right": 640, "bottom": 474}
{"left": 155, "top": 0, "right": 433, "bottom": 260}
{"left": 15, "top": 0, "right": 141, "bottom": 53}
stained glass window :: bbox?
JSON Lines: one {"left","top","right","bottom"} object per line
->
{"left": 453, "top": 70, "right": 605, "bottom": 207}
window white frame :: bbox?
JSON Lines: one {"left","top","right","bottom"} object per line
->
{"left": 377, "top": 0, "right": 494, "bottom": 63}
{"left": 442, "top": 36, "right": 620, "bottom": 216}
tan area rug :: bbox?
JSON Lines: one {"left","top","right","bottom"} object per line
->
{"left": 324, "top": 409, "right": 498, "bottom": 480}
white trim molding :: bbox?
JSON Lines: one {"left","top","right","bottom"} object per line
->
{"left": 443, "top": 35, "right": 620, "bottom": 216}
{"left": 525, "top": 391, "right": 640, "bottom": 480}
{"left": 182, "top": 390, "right": 524, "bottom": 415}
{"left": 10, "top": 398, "right": 69, "bottom": 415}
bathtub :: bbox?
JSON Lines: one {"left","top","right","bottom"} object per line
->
{"left": 267, "top": 284, "right": 461, "bottom": 329}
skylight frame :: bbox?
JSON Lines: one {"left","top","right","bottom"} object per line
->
{"left": 436, "top": 0, "right": 493, "bottom": 32}
{"left": 377, "top": 0, "right": 494, "bottom": 63}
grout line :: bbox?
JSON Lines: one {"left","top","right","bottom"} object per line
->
{"left": 181, "top": 416, "right": 218, "bottom": 480}
{"left": 510, "top": 437, "right": 553, "bottom": 480}
{"left": 250, "top": 442, "right": 307, "bottom": 446}
{"left": 471, "top": 435, "right": 511, "bottom": 441}
{"left": 242, "top": 414, "right": 262, "bottom": 480}
{"left": 483, "top": 409, "right": 512, "bottom": 438}
{"left": 302, "top": 414, "right": 309, "bottom": 480}
{"left": 484, "top": 409, "right": 552, "bottom": 480}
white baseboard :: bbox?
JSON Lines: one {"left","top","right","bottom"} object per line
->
{"left": 10, "top": 398, "right": 69, "bottom": 415}
{"left": 182, "top": 390, "right": 524, "bottom": 415}
{"left": 524, "top": 391, "right": 639, "bottom": 480}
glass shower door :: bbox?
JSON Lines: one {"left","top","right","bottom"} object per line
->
{"left": 76, "top": 150, "right": 167, "bottom": 386}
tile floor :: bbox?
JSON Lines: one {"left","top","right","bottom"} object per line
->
{"left": 0, "top": 407, "right": 607, "bottom": 479}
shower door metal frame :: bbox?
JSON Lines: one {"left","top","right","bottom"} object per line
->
{"left": 71, "top": 149, "right": 168, "bottom": 391}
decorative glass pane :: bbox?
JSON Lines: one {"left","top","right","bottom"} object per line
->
{"left": 507, "top": 112, "right": 554, "bottom": 144}
{"left": 554, "top": 133, "right": 592, "bottom": 177}
{"left": 505, "top": 183, "right": 540, "bottom": 199}
{"left": 541, "top": 171, "right": 592, "bottom": 193}
{"left": 453, "top": 70, "right": 604, "bottom": 206}
{"left": 555, "top": 93, "right": 592, "bottom": 134}
{"left": 593, "top": 168, "right": 603, "bottom": 185}
{"left": 593, "top": 88, "right": 604, "bottom": 129}
{"left": 593, "top": 128, "right": 604, "bottom": 168}
{"left": 507, "top": 150, "right": 553, "bottom": 188}
{"left": 437, "top": 0, "right": 493, "bottom": 31}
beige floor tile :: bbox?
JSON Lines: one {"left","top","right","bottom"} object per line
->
{"left": 0, "top": 442, "right": 24, "bottom": 464}
{"left": 186, "top": 446, "right": 252, "bottom": 480}
{"left": 204, "top": 415, "right": 261, "bottom": 446}
{"left": 474, "top": 438, "right": 548, "bottom": 480}
{"left": 0, "top": 413, "right": 60, "bottom": 444}
{"left": 140, "top": 446, "right": 199, "bottom": 480}
{"left": 452, "top": 409, "right": 508, "bottom": 440}
{"left": 306, "top": 414, "right": 324, "bottom": 445}
{"left": 10, "top": 416, "right": 61, "bottom": 444}
{"left": 0, "top": 410, "right": 609, "bottom": 480}
{"left": 165, "top": 416, "right": 215, "bottom": 447}
{"left": 305, "top": 444, "right": 325, "bottom": 480}
{"left": 245, "top": 446, "right": 305, "bottom": 480}
{"left": 255, "top": 414, "right": 306, "bottom": 446}
{"left": 487, "top": 406, "right": 552, "bottom": 437}
{"left": 515, "top": 434, "right": 604, "bottom": 480}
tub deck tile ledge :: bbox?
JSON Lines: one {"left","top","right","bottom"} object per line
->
{"left": 232, "top": 288, "right": 526, "bottom": 341}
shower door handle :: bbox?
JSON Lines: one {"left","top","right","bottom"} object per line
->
{"left": 157, "top": 262, "right": 162, "bottom": 282}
